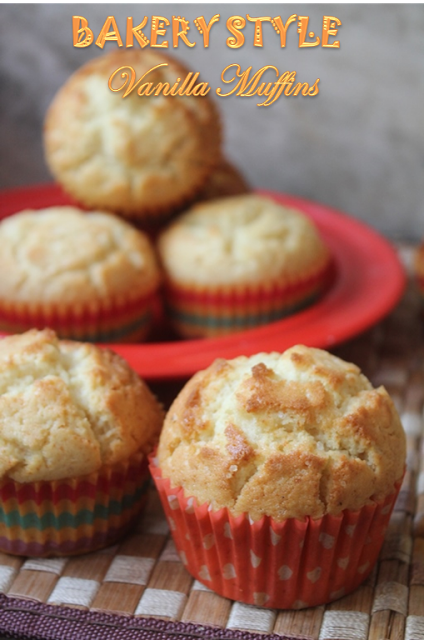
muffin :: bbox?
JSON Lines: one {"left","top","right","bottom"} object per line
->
{"left": 44, "top": 50, "right": 221, "bottom": 223}
{"left": 0, "top": 206, "right": 161, "bottom": 342}
{"left": 196, "top": 158, "right": 250, "bottom": 202}
{"left": 157, "top": 195, "right": 334, "bottom": 338}
{"left": 151, "top": 346, "right": 406, "bottom": 609}
{"left": 0, "top": 328, "right": 163, "bottom": 556}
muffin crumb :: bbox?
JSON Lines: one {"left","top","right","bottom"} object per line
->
{"left": 158, "top": 346, "right": 405, "bottom": 521}
{"left": 0, "top": 329, "right": 163, "bottom": 483}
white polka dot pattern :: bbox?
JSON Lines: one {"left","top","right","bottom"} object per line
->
{"left": 250, "top": 550, "right": 261, "bottom": 568}
{"left": 278, "top": 565, "right": 293, "bottom": 581}
{"left": 337, "top": 556, "right": 350, "bottom": 570}
{"left": 223, "top": 564, "right": 237, "bottom": 580}
{"left": 198, "top": 565, "right": 212, "bottom": 582}
{"left": 150, "top": 459, "right": 401, "bottom": 610}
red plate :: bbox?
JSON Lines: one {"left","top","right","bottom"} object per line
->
{"left": 0, "top": 184, "right": 405, "bottom": 380}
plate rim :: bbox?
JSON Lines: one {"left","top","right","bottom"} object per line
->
{"left": 0, "top": 184, "right": 406, "bottom": 380}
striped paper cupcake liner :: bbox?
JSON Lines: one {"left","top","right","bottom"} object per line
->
{"left": 150, "top": 458, "right": 401, "bottom": 610}
{"left": 0, "top": 451, "right": 149, "bottom": 557}
{"left": 0, "top": 291, "right": 159, "bottom": 343}
{"left": 165, "top": 259, "right": 335, "bottom": 338}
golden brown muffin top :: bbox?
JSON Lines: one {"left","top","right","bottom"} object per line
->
{"left": 44, "top": 50, "right": 221, "bottom": 217}
{"left": 157, "top": 195, "right": 330, "bottom": 287}
{"left": 0, "top": 329, "right": 163, "bottom": 482}
{"left": 157, "top": 346, "right": 405, "bottom": 521}
{"left": 0, "top": 206, "right": 160, "bottom": 305}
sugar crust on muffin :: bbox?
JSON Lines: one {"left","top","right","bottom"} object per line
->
{"left": 0, "top": 329, "right": 163, "bottom": 483}
{"left": 157, "top": 195, "right": 331, "bottom": 287}
{"left": 157, "top": 346, "right": 405, "bottom": 521}
{"left": 44, "top": 50, "right": 221, "bottom": 217}
{"left": 0, "top": 206, "right": 160, "bottom": 305}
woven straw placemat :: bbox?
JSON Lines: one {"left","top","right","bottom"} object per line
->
{"left": 0, "top": 244, "right": 423, "bottom": 640}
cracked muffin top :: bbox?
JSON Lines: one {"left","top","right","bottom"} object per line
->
{"left": 0, "top": 329, "right": 163, "bottom": 482}
{"left": 157, "top": 346, "right": 405, "bottom": 521}
{"left": 0, "top": 206, "right": 160, "bottom": 305}
{"left": 44, "top": 50, "right": 221, "bottom": 217}
{"left": 157, "top": 195, "right": 331, "bottom": 287}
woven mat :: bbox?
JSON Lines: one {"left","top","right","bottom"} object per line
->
{"left": 0, "top": 244, "right": 423, "bottom": 640}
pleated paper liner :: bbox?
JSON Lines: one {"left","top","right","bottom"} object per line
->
{"left": 150, "top": 458, "right": 402, "bottom": 610}
{"left": 0, "top": 451, "right": 149, "bottom": 557}
{"left": 0, "top": 290, "right": 159, "bottom": 343}
{"left": 164, "top": 258, "right": 336, "bottom": 338}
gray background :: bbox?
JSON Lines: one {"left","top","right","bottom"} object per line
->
{"left": 0, "top": 4, "right": 423, "bottom": 239}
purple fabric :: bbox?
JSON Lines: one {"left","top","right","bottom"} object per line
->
{"left": 0, "top": 594, "right": 302, "bottom": 640}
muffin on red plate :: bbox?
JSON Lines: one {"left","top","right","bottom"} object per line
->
{"left": 157, "top": 194, "right": 334, "bottom": 338}
{"left": 0, "top": 206, "right": 161, "bottom": 342}
{"left": 151, "top": 345, "right": 405, "bottom": 608}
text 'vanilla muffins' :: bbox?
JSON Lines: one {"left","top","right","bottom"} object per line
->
{"left": 0, "top": 206, "right": 161, "bottom": 342}
{"left": 158, "top": 194, "right": 334, "bottom": 338}
{"left": 44, "top": 50, "right": 221, "bottom": 223}
{"left": 151, "top": 345, "right": 406, "bottom": 609}
{"left": 0, "top": 329, "right": 164, "bottom": 556}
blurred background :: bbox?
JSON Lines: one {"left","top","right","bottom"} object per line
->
{"left": 0, "top": 4, "right": 423, "bottom": 239}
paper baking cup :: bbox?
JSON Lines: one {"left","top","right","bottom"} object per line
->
{"left": 151, "top": 460, "right": 401, "bottom": 609}
{"left": 0, "top": 451, "right": 149, "bottom": 557}
{"left": 0, "top": 291, "right": 158, "bottom": 343}
{"left": 165, "top": 259, "right": 335, "bottom": 338}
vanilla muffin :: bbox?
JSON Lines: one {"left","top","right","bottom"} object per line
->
{"left": 152, "top": 346, "right": 405, "bottom": 608}
{"left": 196, "top": 158, "right": 250, "bottom": 202}
{"left": 0, "top": 206, "right": 161, "bottom": 341}
{"left": 0, "top": 329, "right": 163, "bottom": 556}
{"left": 44, "top": 50, "right": 221, "bottom": 222}
{"left": 158, "top": 195, "right": 334, "bottom": 337}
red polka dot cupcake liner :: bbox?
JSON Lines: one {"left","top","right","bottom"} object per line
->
{"left": 150, "top": 458, "right": 402, "bottom": 610}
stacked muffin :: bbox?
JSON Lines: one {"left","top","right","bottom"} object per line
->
{"left": 44, "top": 51, "right": 224, "bottom": 224}
{"left": 8, "top": 48, "right": 330, "bottom": 342}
